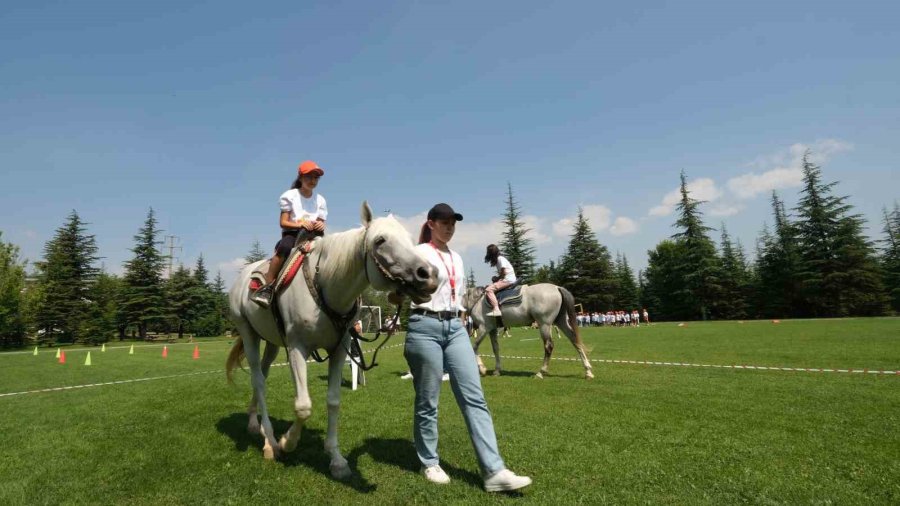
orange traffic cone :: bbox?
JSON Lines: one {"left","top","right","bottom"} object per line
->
{"left": 192, "top": 346, "right": 199, "bottom": 360}
{"left": 59, "top": 350, "right": 66, "bottom": 364}
{"left": 162, "top": 346, "right": 168, "bottom": 358}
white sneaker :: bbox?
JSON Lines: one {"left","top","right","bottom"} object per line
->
{"left": 422, "top": 465, "right": 451, "bottom": 484}
{"left": 442, "top": 373, "right": 450, "bottom": 381}
{"left": 484, "top": 469, "right": 532, "bottom": 492}
{"left": 487, "top": 309, "right": 502, "bottom": 317}
{"left": 400, "top": 372, "right": 413, "bottom": 380}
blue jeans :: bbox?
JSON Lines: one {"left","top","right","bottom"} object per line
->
{"left": 403, "top": 314, "right": 505, "bottom": 476}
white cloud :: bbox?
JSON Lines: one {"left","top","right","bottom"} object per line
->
{"left": 393, "top": 212, "right": 503, "bottom": 254}
{"left": 647, "top": 177, "right": 722, "bottom": 217}
{"left": 730, "top": 139, "right": 853, "bottom": 199}
{"left": 610, "top": 217, "right": 639, "bottom": 236}
{"left": 218, "top": 257, "right": 248, "bottom": 273}
{"left": 553, "top": 205, "right": 612, "bottom": 236}
{"left": 708, "top": 204, "right": 743, "bottom": 217}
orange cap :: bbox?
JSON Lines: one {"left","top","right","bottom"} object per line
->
{"left": 298, "top": 160, "right": 324, "bottom": 176}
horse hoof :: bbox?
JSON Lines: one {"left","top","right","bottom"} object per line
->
{"left": 534, "top": 372, "right": 544, "bottom": 379}
{"left": 279, "top": 435, "right": 298, "bottom": 453}
{"left": 478, "top": 367, "right": 487, "bottom": 377}
{"left": 263, "top": 445, "right": 278, "bottom": 461}
{"left": 330, "top": 460, "right": 352, "bottom": 480}
{"left": 491, "top": 370, "right": 501, "bottom": 377}
{"left": 585, "top": 371, "right": 594, "bottom": 380}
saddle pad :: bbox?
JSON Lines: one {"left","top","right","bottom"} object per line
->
{"left": 483, "top": 284, "right": 525, "bottom": 309}
{"left": 248, "top": 243, "right": 312, "bottom": 297}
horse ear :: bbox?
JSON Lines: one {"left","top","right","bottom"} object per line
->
{"left": 360, "top": 201, "right": 373, "bottom": 227}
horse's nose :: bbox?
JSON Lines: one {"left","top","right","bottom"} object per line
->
{"left": 415, "top": 266, "right": 431, "bottom": 282}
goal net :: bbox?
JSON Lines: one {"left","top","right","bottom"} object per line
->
{"left": 358, "top": 306, "right": 383, "bottom": 335}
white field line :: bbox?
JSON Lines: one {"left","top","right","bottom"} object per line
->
{"left": 0, "top": 343, "right": 406, "bottom": 398}
{"left": 479, "top": 354, "right": 900, "bottom": 376}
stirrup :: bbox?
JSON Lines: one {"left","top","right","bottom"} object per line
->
{"left": 251, "top": 284, "right": 275, "bottom": 308}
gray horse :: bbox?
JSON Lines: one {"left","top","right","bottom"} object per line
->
{"left": 226, "top": 202, "right": 438, "bottom": 479}
{"left": 463, "top": 284, "right": 593, "bottom": 379}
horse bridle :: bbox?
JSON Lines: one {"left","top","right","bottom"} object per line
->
{"left": 302, "top": 225, "right": 404, "bottom": 370}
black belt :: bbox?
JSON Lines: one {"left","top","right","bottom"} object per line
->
{"left": 412, "top": 308, "right": 459, "bottom": 320}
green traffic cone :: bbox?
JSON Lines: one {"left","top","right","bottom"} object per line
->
{"left": 55, "top": 348, "right": 60, "bottom": 359}
{"left": 101, "top": 343, "right": 106, "bottom": 352}
{"left": 84, "top": 352, "right": 92, "bottom": 366}
{"left": 129, "top": 344, "right": 134, "bottom": 355}
{"left": 33, "top": 346, "right": 38, "bottom": 356}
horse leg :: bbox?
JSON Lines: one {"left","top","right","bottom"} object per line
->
{"left": 248, "top": 341, "right": 280, "bottom": 436}
{"left": 278, "top": 343, "right": 312, "bottom": 455}
{"left": 489, "top": 329, "right": 502, "bottom": 376}
{"left": 324, "top": 340, "right": 351, "bottom": 480}
{"left": 559, "top": 323, "right": 594, "bottom": 380}
{"left": 472, "top": 327, "right": 490, "bottom": 376}
{"left": 237, "top": 326, "right": 280, "bottom": 460}
{"left": 536, "top": 324, "right": 554, "bottom": 379}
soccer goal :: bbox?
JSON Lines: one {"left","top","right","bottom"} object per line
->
{"left": 358, "top": 306, "right": 383, "bottom": 335}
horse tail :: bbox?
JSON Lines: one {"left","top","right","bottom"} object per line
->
{"left": 556, "top": 286, "right": 582, "bottom": 343}
{"left": 225, "top": 337, "right": 245, "bottom": 384}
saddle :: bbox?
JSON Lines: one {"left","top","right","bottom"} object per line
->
{"left": 248, "top": 242, "right": 313, "bottom": 298}
{"left": 483, "top": 283, "right": 525, "bottom": 309}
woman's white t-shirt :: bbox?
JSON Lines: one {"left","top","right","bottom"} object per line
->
{"left": 411, "top": 243, "right": 466, "bottom": 312}
{"left": 496, "top": 255, "right": 517, "bottom": 283}
{"left": 279, "top": 189, "right": 327, "bottom": 223}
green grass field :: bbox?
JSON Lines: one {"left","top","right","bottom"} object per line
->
{"left": 1, "top": 318, "right": 898, "bottom": 504}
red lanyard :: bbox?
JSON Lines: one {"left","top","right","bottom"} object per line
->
{"left": 429, "top": 242, "right": 456, "bottom": 304}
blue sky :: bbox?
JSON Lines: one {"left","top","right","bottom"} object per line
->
{"left": 2, "top": 0, "right": 898, "bottom": 287}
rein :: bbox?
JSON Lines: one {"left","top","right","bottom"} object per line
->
{"left": 299, "top": 226, "right": 410, "bottom": 371}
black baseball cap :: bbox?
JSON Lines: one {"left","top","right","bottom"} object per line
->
{"left": 427, "top": 203, "right": 463, "bottom": 221}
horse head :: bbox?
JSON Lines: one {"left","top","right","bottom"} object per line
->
{"left": 359, "top": 202, "right": 438, "bottom": 303}
{"left": 462, "top": 285, "right": 485, "bottom": 313}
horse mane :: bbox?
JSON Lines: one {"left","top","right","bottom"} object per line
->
{"left": 316, "top": 227, "right": 365, "bottom": 281}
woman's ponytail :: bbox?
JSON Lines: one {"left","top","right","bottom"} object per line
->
{"left": 418, "top": 222, "right": 432, "bottom": 244}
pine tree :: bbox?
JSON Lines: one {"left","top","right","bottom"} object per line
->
{"left": 466, "top": 268, "right": 477, "bottom": 290}
{"left": 642, "top": 240, "right": 692, "bottom": 321}
{"left": 80, "top": 272, "right": 120, "bottom": 345}
{"left": 193, "top": 254, "right": 209, "bottom": 287}
{"left": 123, "top": 208, "right": 167, "bottom": 340}
{"left": 880, "top": 204, "right": 900, "bottom": 312}
{"left": 556, "top": 208, "right": 617, "bottom": 311}
{"left": 794, "top": 152, "right": 886, "bottom": 316}
{"left": 245, "top": 239, "right": 268, "bottom": 264}
{"left": 166, "top": 265, "right": 199, "bottom": 339}
{"left": 34, "top": 211, "right": 101, "bottom": 343}
{"left": 717, "top": 224, "right": 749, "bottom": 319}
{"left": 499, "top": 183, "right": 536, "bottom": 282}
{"left": 671, "top": 171, "right": 722, "bottom": 320}
{"left": 193, "top": 268, "right": 228, "bottom": 337}
{"left": 613, "top": 253, "right": 639, "bottom": 309}
{"left": 0, "top": 232, "right": 28, "bottom": 347}
{"left": 532, "top": 261, "right": 557, "bottom": 284}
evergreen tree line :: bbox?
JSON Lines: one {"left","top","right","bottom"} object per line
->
{"left": 0, "top": 209, "right": 229, "bottom": 347}
{"left": 1, "top": 152, "right": 897, "bottom": 347}
{"left": 493, "top": 152, "right": 898, "bottom": 321}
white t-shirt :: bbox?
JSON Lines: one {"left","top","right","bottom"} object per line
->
{"left": 279, "top": 189, "right": 328, "bottom": 223}
{"left": 496, "top": 255, "right": 517, "bottom": 283}
{"left": 411, "top": 243, "right": 466, "bottom": 312}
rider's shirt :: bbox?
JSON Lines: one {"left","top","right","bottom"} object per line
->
{"left": 496, "top": 255, "right": 517, "bottom": 283}
{"left": 279, "top": 189, "right": 327, "bottom": 225}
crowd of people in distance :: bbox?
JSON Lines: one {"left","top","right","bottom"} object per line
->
{"left": 576, "top": 309, "right": 650, "bottom": 327}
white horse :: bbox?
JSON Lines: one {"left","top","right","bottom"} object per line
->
{"left": 226, "top": 202, "right": 437, "bottom": 479}
{"left": 463, "top": 284, "right": 594, "bottom": 379}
